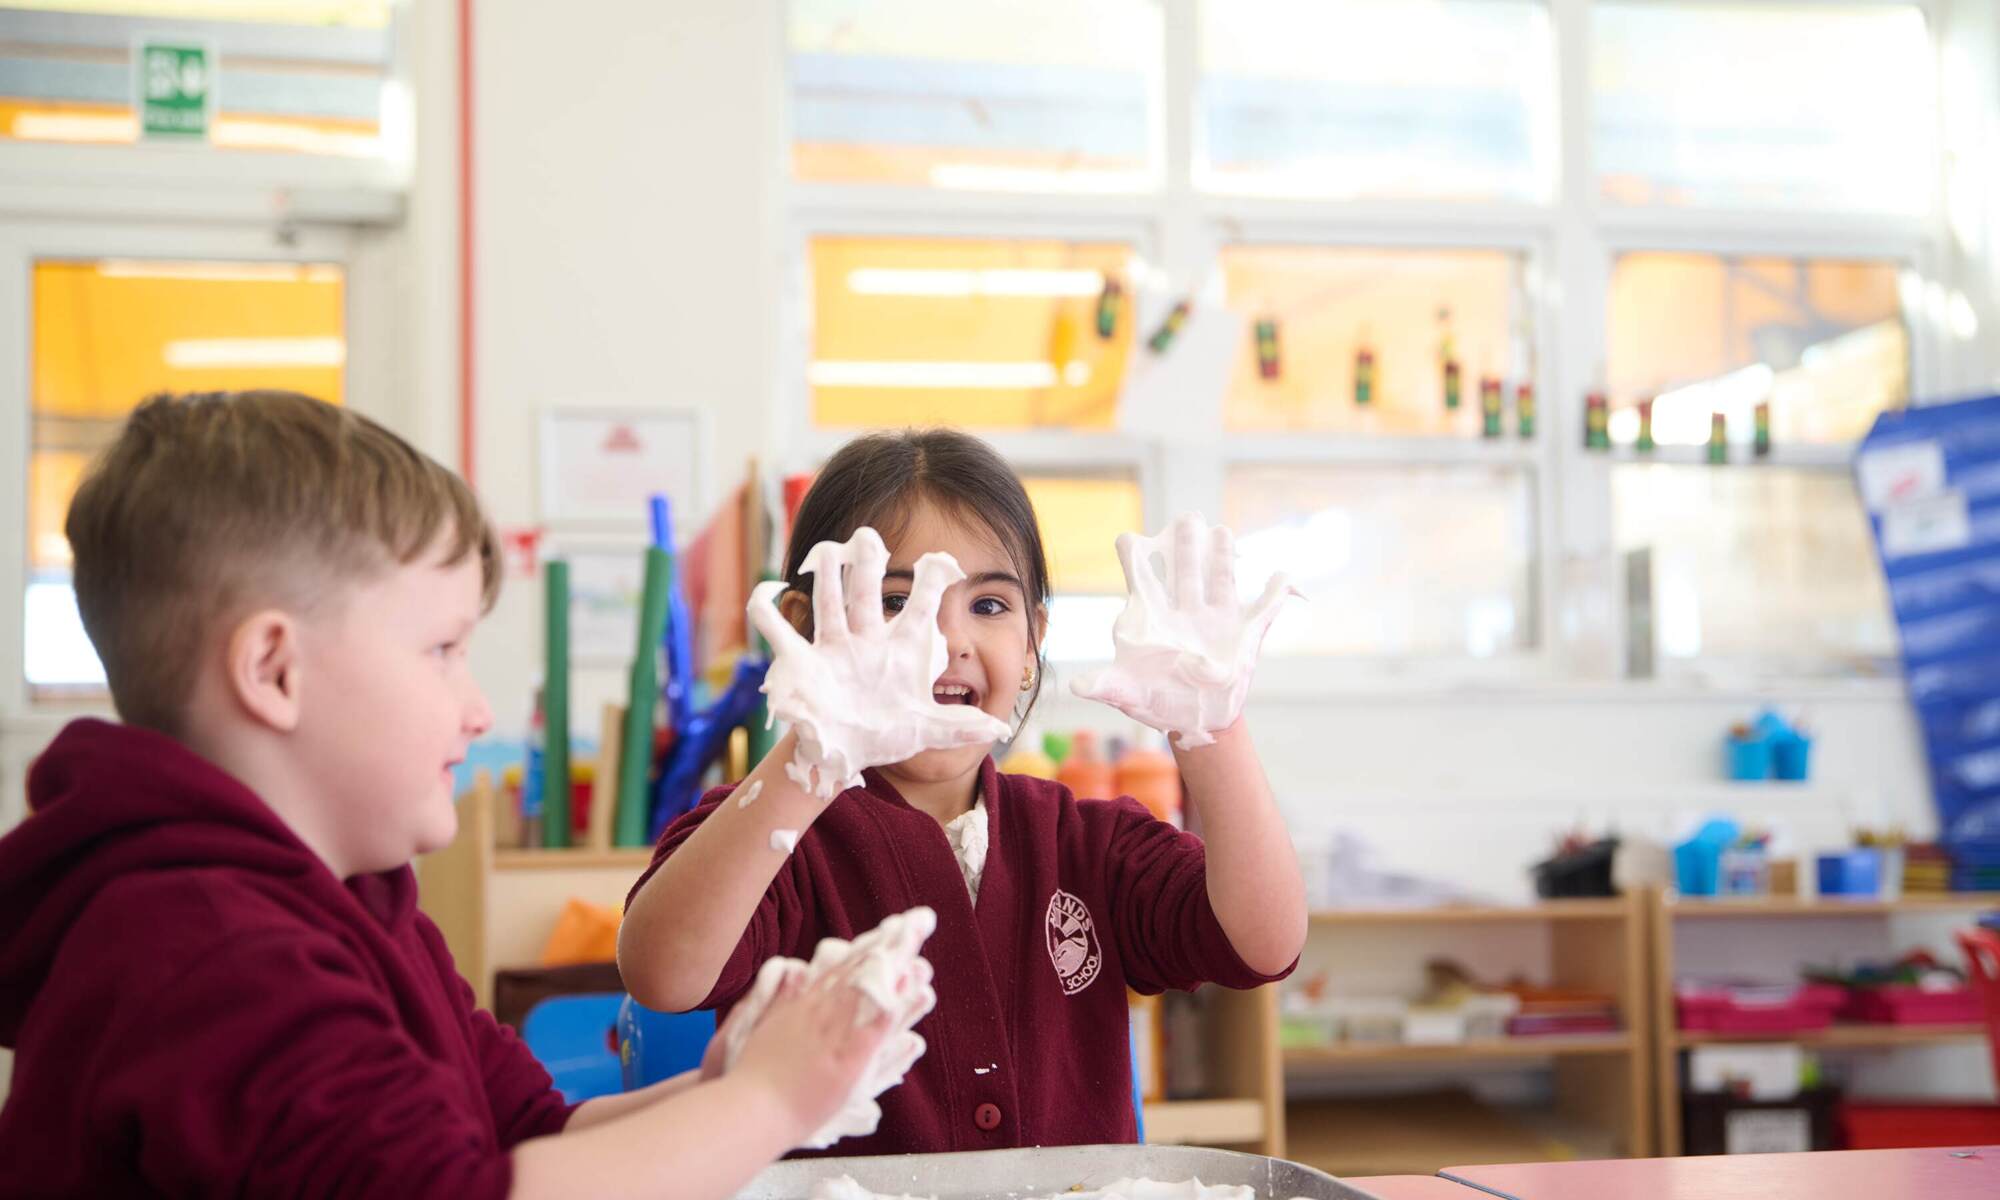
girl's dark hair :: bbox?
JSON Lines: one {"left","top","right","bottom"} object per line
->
{"left": 782, "top": 428, "right": 1052, "bottom": 722}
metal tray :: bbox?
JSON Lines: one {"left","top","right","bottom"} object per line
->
{"left": 735, "top": 1145, "right": 1387, "bottom": 1200}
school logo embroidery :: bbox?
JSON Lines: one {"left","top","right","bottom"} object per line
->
{"left": 1045, "top": 889, "right": 1102, "bottom": 996}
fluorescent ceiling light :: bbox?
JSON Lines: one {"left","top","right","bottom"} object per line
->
{"left": 927, "top": 163, "right": 1152, "bottom": 194}
{"left": 164, "top": 337, "right": 346, "bottom": 369}
{"left": 847, "top": 268, "right": 1104, "bottom": 298}
{"left": 809, "top": 360, "right": 1060, "bottom": 389}
{"left": 99, "top": 261, "right": 339, "bottom": 284}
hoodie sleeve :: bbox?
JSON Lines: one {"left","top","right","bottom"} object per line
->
{"left": 418, "top": 917, "right": 576, "bottom": 1146}
{"left": 93, "top": 929, "right": 528, "bottom": 1199}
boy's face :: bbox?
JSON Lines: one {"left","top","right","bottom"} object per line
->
{"left": 295, "top": 542, "right": 491, "bottom": 876}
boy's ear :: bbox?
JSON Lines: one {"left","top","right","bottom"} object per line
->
{"left": 225, "top": 609, "right": 304, "bottom": 733}
{"left": 777, "top": 589, "right": 813, "bottom": 639}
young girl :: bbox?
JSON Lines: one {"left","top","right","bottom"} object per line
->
{"left": 619, "top": 428, "right": 1305, "bottom": 1157}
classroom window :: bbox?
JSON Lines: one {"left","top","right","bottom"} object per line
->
{"left": 1605, "top": 253, "right": 1910, "bottom": 450}
{"left": 0, "top": 3, "right": 395, "bottom": 157}
{"left": 1220, "top": 245, "right": 1534, "bottom": 437}
{"left": 1197, "top": 0, "right": 1556, "bottom": 202}
{"left": 1592, "top": 2, "right": 1935, "bottom": 213}
{"left": 1614, "top": 466, "right": 1896, "bottom": 672}
{"left": 808, "top": 234, "right": 1138, "bottom": 431}
{"left": 1224, "top": 464, "right": 1538, "bottom": 659}
{"left": 1024, "top": 473, "right": 1144, "bottom": 663}
{"left": 27, "top": 257, "right": 346, "bottom": 691}
{"left": 787, "top": 0, "right": 1161, "bottom": 192}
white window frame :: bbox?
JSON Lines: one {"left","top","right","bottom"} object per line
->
{"left": 769, "top": 0, "right": 1962, "bottom": 696}
{"left": 0, "top": 218, "right": 369, "bottom": 725}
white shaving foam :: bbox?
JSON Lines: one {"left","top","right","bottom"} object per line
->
{"left": 723, "top": 907, "right": 939, "bottom": 1150}
{"left": 746, "top": 529, "right": 1012, "bottom": 802}
{"left": 1070, "top": 513, "right": 1295, "bottom": 750}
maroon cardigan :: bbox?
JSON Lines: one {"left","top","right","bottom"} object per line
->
{"left": 631, "top": 756, "right": 1295, "bottom": 1156}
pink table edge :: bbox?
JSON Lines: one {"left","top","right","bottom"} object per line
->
{"left": 1340, "top": 1177, "right": 1487, "bottom": 1199}
{"left": 1437, "top": 1145, "right": 2000, "bottom": 1200}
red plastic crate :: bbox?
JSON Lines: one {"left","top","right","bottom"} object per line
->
{"left": 1840, "top": 1101, "right": 2000, "bottom": 1149}
{"left": 1837, "top": 984, "right": 1984, "bottom": 1025}
{"left": 1676, "top": 981, "right": 1845, "bottom": 1033}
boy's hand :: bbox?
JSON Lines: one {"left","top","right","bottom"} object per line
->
{"left": 729, "top": 965, "right": 895, "bottom": 1146}
{"left": 1072, "top": 513, "right": 1296, "bottom": 750}
{"left": 747, "top": 528, "right": 1012, "bottom": 801}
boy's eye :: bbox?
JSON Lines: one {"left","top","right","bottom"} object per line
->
{"left": 882, "top": 593, "right": 908, "bottom": 615}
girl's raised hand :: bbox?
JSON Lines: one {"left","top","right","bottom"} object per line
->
{"left": 1071, "top": 512, "right": 1296, "bottom": 750}
{"left": 748, "top": 527, "right": 1013, "bottom": 801}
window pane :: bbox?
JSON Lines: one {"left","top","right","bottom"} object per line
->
{"left": 1614, "top": 466, "right": 1895, "bottom": 671}
{"left": 1221, "top": 245, "right": 1533, "bottom": 436}
{"left": 809, "top": 235, "right": 1136, "bottom": 430}
{"left": 1593, "top": 2, "right": 1934, "bottom": 213}
{"left": 788, "top": 0, "right": 1159, "bottom": 191}
{"left": 29, "top": 257, "right": 346, "bottom": 690}
{"left": 0, "top": 4, "right": 393, "bottom": 157}
{"left": 1606, "top": 254, "right": 1908, "bottom": 449}
{"left": 1198, "top": 0, "right": 1556, "bottom": 202}
{"left": 1225, "top": 464, "right": 1537, "bottom": 658}
{"left": 1023, "top": 473, "right": 1143, "bottom": 663}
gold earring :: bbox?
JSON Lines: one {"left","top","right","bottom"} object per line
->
{"left": 1020, "top": 666, "right": 1035, "bottom": 692}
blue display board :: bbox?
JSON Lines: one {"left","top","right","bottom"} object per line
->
{"left": 1857, "top": 393, "right": 2000, "bottom": 880}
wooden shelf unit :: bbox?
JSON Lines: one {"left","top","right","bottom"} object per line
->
{"left": 1285, "top": 1032, "right": 1633, "bottom": 1067}
{"left": 1283, "top": 892, "right": 1653, "bottom": 1177}
{"left": 1663, "top": 894, "right": 2000, "bottom": 919}
{"left": 1649, "top": 889, "right": 2000, "bottom": 1156}
{"left": 418, "top": 704, "right": 645, "bottom": 1010}
{"left": 1674, "top": 1023, "right": 1987, "bottom": 1049}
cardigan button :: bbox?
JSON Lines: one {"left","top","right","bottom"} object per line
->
{"left": 974, "top": 1103, "right": 1002, "bottom": 1131}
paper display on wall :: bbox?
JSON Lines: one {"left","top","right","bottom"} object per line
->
{"left": 540, "top": 407, "right": 700, "bottom": 527}
{"left": 560, "top": 546, "right": 647, "bottom": 664}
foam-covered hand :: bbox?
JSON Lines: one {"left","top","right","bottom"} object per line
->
{"left": 748, "top": 528, "right": 1012, "bottom": 801}
{"left": 722, "top": 907, "right": 939, "bottom": 1150}
{"left": 1071, "top": 512, "right": 1295, "bottom": 750}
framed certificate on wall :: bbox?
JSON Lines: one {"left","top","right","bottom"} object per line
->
{"left": 539, "top": 405, "right": 705, "bottom": 530}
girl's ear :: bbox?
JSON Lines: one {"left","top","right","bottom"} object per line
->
{"left": 778, "top": 588, "right": 813, "bottom": 639}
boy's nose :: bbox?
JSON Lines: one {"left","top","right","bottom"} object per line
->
{"left": 463, "top": 684, "right": 494, "bottom": 738}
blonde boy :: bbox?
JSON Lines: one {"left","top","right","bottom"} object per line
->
{"left": 0, "top": 391, "right": 883, "bottom": 1198}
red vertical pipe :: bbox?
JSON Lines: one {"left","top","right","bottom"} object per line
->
{"left": 457, "top": 0, "right": 476, "bottom": 484}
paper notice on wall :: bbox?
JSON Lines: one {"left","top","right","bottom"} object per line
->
{"left": 1856, "top": 439, "right": 1946, "bottom": 511}
{"left": 1880, "top": 489, "right": 1972, "bottom": 560}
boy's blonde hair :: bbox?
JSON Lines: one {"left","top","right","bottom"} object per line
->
{"left": 66, "top": 391, "right": 499, "bottom": 734}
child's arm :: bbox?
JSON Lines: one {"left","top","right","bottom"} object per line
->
{"left": 561, "top": 1025, "right": 723, "bottom": 1130}
{"left": 620, "top": 529, "right": 1008, "bottom": 1012}
{"left": 1074, "top": 512, "right": 1306, "bottom": 975}
{"left": 1174, "top": 719, "right": 1306, "bottom": 975}
{"left": 618, "top": 728, "right": 825, "bottom": 1012}
{"left": 511, "top": 967, "right": 891, "bottom": 1200}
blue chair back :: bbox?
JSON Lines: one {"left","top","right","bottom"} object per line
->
{"left": 618, "top": 994, "right": 717, "bottom": 1090}
{"left": 520, "top": 992, "right": 625, "bottom": 1103}
{"left": 1131, "top": 1022, "right": 1147, "bottom": 1143}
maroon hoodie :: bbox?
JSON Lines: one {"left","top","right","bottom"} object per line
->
{"left": 0, "top": 719, "right": 572, "bottom": 1197}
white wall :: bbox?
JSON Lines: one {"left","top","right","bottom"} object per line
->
{"left": 463, "top": 0, "right": 783, "bottom": 731}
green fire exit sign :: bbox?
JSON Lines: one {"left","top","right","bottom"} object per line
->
{"left": 137, "top": 41, "right": 213, "bottom": 140}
